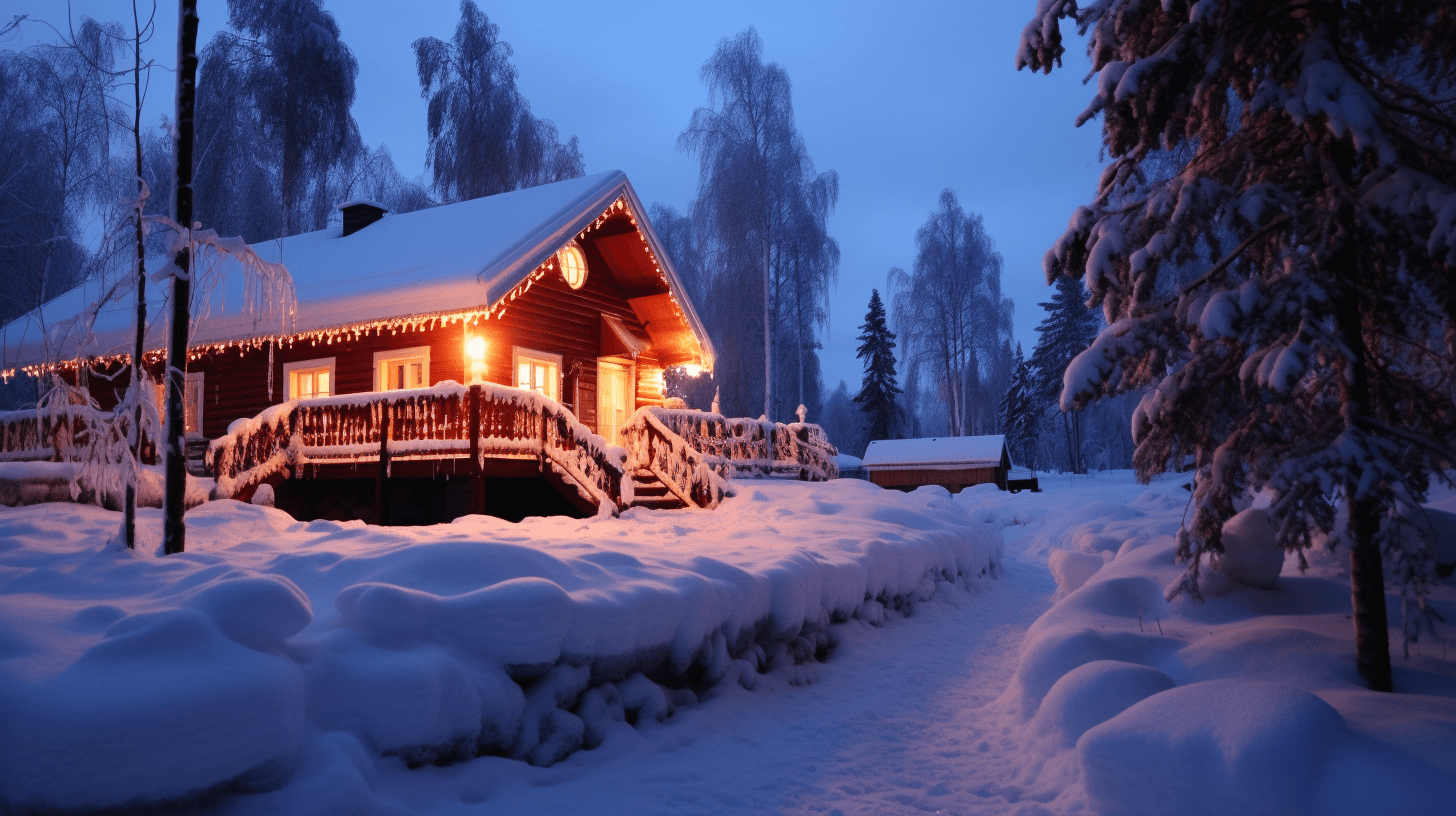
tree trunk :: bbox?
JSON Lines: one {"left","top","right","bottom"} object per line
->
{"left": 163, "top": 0, "right": 199, "bottom": 556}
{"left": 1336, "top": 291, "right": 1392, "bottom": 692}
{"left": 126, "top": 1, "right": 147, "bottom": 550}
{"left": 1061, "top": 410, "right": 1076, "bottom": 474}
{"left": 762, "top": 232, "right": 772, "bottom": 420}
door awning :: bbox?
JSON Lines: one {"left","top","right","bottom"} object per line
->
{"left": 601, "top": 313, "right": 649, "bottom": 359}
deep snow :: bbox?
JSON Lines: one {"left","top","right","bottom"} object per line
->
{"left": 1, "top": 472, "right": 1453, "bottom": 815}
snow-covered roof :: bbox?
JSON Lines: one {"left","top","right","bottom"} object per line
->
{"left": 861, "top": 436, "right": 1007, "bottom": 470}
{"left": 1, "top": 171, "right": 712, "bottom": 371}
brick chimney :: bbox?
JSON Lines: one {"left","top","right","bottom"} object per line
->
{"left": 338, "top": 200, "right": 387, "bottom": 236}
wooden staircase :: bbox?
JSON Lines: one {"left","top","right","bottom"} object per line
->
{"left": 626, "top": 467, "right": 687, "bottom": 511}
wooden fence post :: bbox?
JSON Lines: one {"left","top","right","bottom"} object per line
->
{"left": 468, "top": 384, "right": 483, "bottom": 515}
{"left": 376, "top": 401, "right": 391, "bottom": 526}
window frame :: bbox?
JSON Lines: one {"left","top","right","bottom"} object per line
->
{"left": 558, "top": 242, "right": 588, "bottom": 290}
{"left": 184, "top": 370, "right": 205, "bottom": 437}
{"left": 512, "top": 346, "right": 563, "bottom": 402}
{"left": 283, "top": 356, "right": 337, "bottom": 401}
{"left": 372, "top": 345, "right": 432, "bottom": 392}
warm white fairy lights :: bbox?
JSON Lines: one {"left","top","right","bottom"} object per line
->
{"left": 5, "top": 195, "right": 710, "bottom": 380}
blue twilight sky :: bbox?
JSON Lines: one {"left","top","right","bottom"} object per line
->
{"left": 16, "top": 0, "right": 1102, "bottom": 393}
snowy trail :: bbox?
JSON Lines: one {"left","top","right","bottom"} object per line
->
{"left": 368, "top": 518, "right": 1059, "bottom": 816}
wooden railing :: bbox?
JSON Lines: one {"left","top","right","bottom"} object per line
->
{"left": 0, "top": 403, "right": 157, "bottom": 464}
{"left": 208, "top": 389, "right": 837, "bottom": 516}
{"left": 208, "top": 382, "right": 624, "bottom": 510}
{"left": 621, "top": 407, "right": 838, "bottom": 501}
{"left": 620, "top": 409, "right": 733, "bottom": 510}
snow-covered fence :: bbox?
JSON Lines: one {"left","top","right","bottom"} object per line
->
{"left": 624, "top": 407, "right": 839, "bottom": 483}
{"left": 0, "top": 403, "right": 154, "bottom": 464}
{"left": 208, "top": 382, "right": 625, "bottom": 510}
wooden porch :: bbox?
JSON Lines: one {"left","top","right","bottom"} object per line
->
{"left": 202, "top": 381, "right": 838, "bottom": 521}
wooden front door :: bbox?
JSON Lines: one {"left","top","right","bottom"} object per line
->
{"left": 597, "top": 359, "right": 632, "bottom": 445}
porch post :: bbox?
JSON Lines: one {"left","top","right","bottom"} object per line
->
{"left": 376, "top": 401, "right": 391, "bottom": 525}
{"left": 468, "top": 384, "right": 483, "bottom": 515}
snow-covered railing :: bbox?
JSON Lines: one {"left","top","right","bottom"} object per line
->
{"left": 207, "top": 381, "right": 624, "bottom": 511}
{"left": 622, "top": 407, "right": 839, "bottom": 487}
{"left": 621, "top": 409, "right": 734, "bottom": 509}
{"left": 0, "top": 403, "right": 154, "bottom": 464}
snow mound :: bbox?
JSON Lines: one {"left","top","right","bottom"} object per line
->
{"left": 1, "top": 607, "right": 306, "bottom": 811}
{"left": 1216, "top": 507, "right": 1284, "bottom": 589}
{"left": 972, "top": 472, "right": 1456, "bottom": 815}
{"left": 0, "top": 478, "right": 997, "bottom": 811}
{"left": 1079, "top": 679, "right": 1347, "bottom": 816}
{"left": 1032, "top": 659, "right": 1175, "bottom": 746}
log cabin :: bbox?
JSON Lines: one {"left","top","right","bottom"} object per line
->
{"left": 0, "top": 171, "right": 831, "bottom": 522}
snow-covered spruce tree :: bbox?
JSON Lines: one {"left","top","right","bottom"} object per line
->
{"left": 999, "top": 342, "right": 1038, "bottom": 469}
{"left": 1029, "top": 273, "right": 1100, "bottom": 474}
{"left": 854, "top": 289, "right": 901, "bottom": 443}
{"left": 1020, "top": 0, "right": 1456, "bottom": 691}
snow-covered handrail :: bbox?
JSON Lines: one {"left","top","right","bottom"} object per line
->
{"left": 621, "top": 409, "right": 734, "bottom": 509}
{"left": 207, "top": 381, "right": 625, "bottom": 510}
{"left": 0, "top": 403, "right": 152, "bottom": 464}
{"left": 622, "top": 407, "right": 839, "bottom": 487}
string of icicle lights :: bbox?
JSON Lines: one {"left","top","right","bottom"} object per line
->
{"left": 6, "top": 195, "right": 703, "bottom": 379}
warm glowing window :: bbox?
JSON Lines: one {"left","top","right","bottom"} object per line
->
{"left": 284, "top": 357, "right": 335, "bottom": 400}
{"left": 374, "top": 346, "right": 430, "bottom": 392}
{"left": 513, "top": 347, "right": 561, "bottom": 401}
{"left": 558, "top": 242, "right": 587, "bottom": 289}
{"left": 155, "top": 372, "right": 204, "bottom": 436}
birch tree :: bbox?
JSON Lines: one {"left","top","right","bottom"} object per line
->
{"left": 890, "top": 190, "right": 1014, "bottom": 437}
{"left": 195, "top": 0, "right": 360, "bottom": 241}
{"left": 679, "top": 27, "right": 837, "bottom": 421}
{"left": 413, "top": 1, "right": 584, "bottom": 203}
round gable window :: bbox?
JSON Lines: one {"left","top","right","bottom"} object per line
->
{"left": 558, "top": 242, "right": 587, "bottom": 289}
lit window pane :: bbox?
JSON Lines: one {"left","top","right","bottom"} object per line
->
{"left": 317, "top": 372, "right": 330, "bottom": 396}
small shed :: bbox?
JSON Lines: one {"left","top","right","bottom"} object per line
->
{"left": 862, "top": 435, "right": 1012, "bottom": 493}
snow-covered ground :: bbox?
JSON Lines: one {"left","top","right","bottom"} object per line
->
{"left": 1, "top": 472, "right": 1453, "bottom": 815}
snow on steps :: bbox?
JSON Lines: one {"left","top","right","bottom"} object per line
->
{"left": 0, "top": 478, "right": 997, "bottom": 813}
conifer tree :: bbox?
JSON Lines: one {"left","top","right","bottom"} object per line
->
{"left": 1021, "top": 0, "right": 1456, "bottom": 690}
{"left": 1028, "top": 273, "right": 1099, "bottom": 473}
{"left": 854, "top": 289, "right": 901, "bottom": 442}
{"left": 999, "top": 342, "right": 1037, "bottom": 468}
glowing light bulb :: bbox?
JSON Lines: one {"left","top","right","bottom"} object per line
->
{"left": 465, "top": 336, "right": 486, "bottom": 361}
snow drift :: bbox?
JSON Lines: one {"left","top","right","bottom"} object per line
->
{"left": 0, "top": 478, "right": 997, "bottom": 813}
{"left": 962, "top": 475, "right": 1456, "bottom": 816}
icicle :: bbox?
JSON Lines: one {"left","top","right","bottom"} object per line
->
{"left": 267, "top": 341, "right": 275, "bottom": 401}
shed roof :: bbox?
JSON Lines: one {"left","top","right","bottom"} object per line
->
{"left": 2, "top": 171, "right": 713, "bottom": 372}
{"left": 861, "top": 436, "right": 1008, "bottom": 470}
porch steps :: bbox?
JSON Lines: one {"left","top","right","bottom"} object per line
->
{"left": 627, "top": 468, "right": 688, "bottom": 511}
{"left": 184, "top": 436, "right": 211, "bottom": 478}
